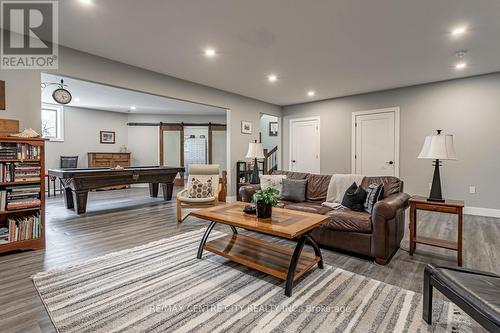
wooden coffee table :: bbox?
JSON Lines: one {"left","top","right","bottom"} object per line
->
{"left": 191, "top": 201, "right": 329, "bottom": 297}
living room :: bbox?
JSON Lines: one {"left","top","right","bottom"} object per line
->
{"left": 0, "top": 1, "right": 498, "bottom": 332}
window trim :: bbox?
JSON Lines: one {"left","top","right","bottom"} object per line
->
{"left": 41, "top": 103, "right": 64, "bottom": 142}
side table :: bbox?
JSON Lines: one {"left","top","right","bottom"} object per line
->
{"left": 409, "top": 196, "right": 464, "bottom": 266}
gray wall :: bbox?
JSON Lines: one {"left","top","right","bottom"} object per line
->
{"left": 0, "top": 46, "right": 281, "bottom": 195}
{"left": 283, "top": 72, "right": 500, "bottom": 209}
{"left": 46, "top": 106, "right": 128, "bottom": 169}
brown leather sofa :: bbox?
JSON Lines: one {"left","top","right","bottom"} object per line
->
{"left": 239, "top": 170, "right": 410, "bottom": 265}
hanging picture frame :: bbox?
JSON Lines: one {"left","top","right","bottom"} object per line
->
{"left": 241, "top": 121, "right": 252, "bottom": 134}
{"left": 100, "top": 131, "right": 116, "bottom": 144}
{"left": 269, "top": 122, "right": 278, "bottom": 136}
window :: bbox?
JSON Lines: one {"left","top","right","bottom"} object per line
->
{"left": 41, "top": 103, "right": 64, "bottom": 141}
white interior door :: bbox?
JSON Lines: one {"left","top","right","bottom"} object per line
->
{"left": 290, "top": 118, "right": 320, "bottom": 173}
{"left": 353, "top": 108, "right": 399, "bottom": 176}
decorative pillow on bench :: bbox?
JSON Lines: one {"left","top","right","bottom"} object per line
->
{"left": 341, "top": 182, "right": 367, "bottom": 211}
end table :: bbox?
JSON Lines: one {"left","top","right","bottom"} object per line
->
{"left": 409, "top": 196, "right": 464, "bottom": 266}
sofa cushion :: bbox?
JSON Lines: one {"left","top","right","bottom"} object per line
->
{"left": 306, "top": 174, "right": 332, "bottom": 201}
{"left": 341, "top": 182, "right": 367, "bottom": 212}
{"left": 361, "top": 176, "right": 401, "bottom": 198}
{"left": 363, "top": 183, "right": 384, "bottom": 213}
{"left": 324, "top": 208, "right": 372, "bottom": 233}
{"left": 281, "top": 179, "right": 307, "bottom": 202}
{"left": 271, "top": 170, "right": 309, "bottom": 180}
{"left": 260, "top": 174, "right": 286, "bottom": 193}
{"left": 283, "top": 202, "right": 332, "bottom": 215}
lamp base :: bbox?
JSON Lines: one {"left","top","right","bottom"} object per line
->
{"left": 427, "top": 159, "right": 445, "bottom": 203}
{"left": 250, "top": 158, "right": 260, "bottom": 184}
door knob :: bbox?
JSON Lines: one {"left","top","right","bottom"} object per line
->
{"left": 292, "top": 160, "right": 296, "bottom": 163}
{"left": 387, "top": 161, "right": 394, "bottom": 165}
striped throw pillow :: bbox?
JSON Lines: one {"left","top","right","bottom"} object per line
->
{"left": 363, "top": 183, "right": 384, "bottom": 213}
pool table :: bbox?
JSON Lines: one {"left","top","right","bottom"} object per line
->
{"left": 48, "top": 166, "right": 184, "bottom": 214}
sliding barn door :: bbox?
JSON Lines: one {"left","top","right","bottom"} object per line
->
{"left": 160, "top": 124, "right": 184, "bottom": 185}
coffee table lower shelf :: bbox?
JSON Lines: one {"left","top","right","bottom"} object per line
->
{"left": 204, "top": 234, "right": 320, "bottom": 281}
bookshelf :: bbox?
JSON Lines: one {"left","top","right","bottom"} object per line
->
{"left": 0, "top": 137, "right": 45, "bottom": 254}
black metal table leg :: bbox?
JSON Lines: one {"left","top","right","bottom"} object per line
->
{"left": 285, "top": 236, "right": 307, "bottom": 297}
{"left": 197, "top": 221, "right": 217, "bottom": 259}
{"left": 230, "top": 226, "right": 238, "bottom": 234}
{"left": 305, "top": 234, "right": 324, "bottom": 269}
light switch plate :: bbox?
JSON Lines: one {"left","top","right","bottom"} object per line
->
{"left": 469, "top": 186, "right": 476, "bottom": 194}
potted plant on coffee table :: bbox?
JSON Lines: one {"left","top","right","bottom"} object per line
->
{"left": 253, "top": 188, "right": 280, "bottom": 218}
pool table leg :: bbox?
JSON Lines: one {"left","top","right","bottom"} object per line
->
{"left": 162, "top": 183, "right": 174, "bottom": 201}
{"left": 72, "top": 191, "right": 88, "bottom": 214}
{"left": 149, "top": 183, "right": 159, "bottom": 197}
{"left": 63, "top": 187, "right": 74, "bottom": 209}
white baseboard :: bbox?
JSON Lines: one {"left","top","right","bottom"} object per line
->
{"left": 464, "top": 206, "right": 500, "bottom": 218}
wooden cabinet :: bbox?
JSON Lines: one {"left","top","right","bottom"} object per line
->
{"left": 88, "top": 152, "right": 131, "bottom": 168}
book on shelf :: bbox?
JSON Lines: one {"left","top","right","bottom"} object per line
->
{"left": 5, "top": 213, "right": 42, "bottom": 243}
{"left": 0, "top": 185, "right": 41, "bottom": 211}
{"left": 0, "top": 162, "right": 41, "bottom": 182}
{"left": 0, "top": 226, "right": 8, "bottom": 244}
{"left": 0, "top": 143, "right": 41, "bottom": 160}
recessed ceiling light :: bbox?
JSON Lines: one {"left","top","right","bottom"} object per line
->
{"left": 130, "top": 106, "right": 137, "bottom": 110}
{"left": 307, "top": 90, "right": 315, "bottom": 97}
{"left": 204, "top": 48, "right": 216, "bottom": 58}
{"left": 455, "top": 62, "right": 467, "bottom": 70}
{"left": 80, "top": 0, "right": 94, "bottom": 5}
{"left": 451, "top": 26, "right": 467, "bottom": 36}
{"left": 267, "top": 74, "right": 278, "bottom": 83}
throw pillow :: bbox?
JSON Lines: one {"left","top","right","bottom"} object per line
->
{"left": 188, "top": 176, "right": 213, "bottom": 198}
{"left": 260, "top": 174, "right": 287, "bottom": 194}
{"left": 341, "top": 182, "right": 367, "bottom": 212}
{"left": 281, "top": 179, "right": 307, "bottom": 202}
{"left": 364, "top": 183, "right": 384, "bottom": 213}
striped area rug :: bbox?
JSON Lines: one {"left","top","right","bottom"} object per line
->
{"left": 33, "top": 229, "right": 475, "bottom": 333}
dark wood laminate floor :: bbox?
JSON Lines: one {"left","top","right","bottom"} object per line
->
{"left": 0, "top": 187, "right": 498, "bottom": 333}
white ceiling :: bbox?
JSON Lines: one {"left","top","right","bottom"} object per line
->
{"left": 41, "top": 73, "right": 227, "bottom": 115}
{"left": 59, "top": 0, "right": 500, "bottom": 105}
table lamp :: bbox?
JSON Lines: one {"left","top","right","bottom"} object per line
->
{"left": 246, "top": 140, "right": 265, "bottom": 184}
{"left": 417, "top": 130, "right": 457, "bottom": 202}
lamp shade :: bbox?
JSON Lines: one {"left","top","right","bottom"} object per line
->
{"left": 418, "top": 133, "right": 457, "bottom": 160}
{"left": 245, "top": 141, "right": 265, "bottom": 159}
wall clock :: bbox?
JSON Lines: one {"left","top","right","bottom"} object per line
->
{"left": 52, "top": 79, "right": 72, "bottom": 104}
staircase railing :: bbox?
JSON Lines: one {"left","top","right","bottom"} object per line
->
{"left": 263, "top": 145, "right": 278, "bottom": 174}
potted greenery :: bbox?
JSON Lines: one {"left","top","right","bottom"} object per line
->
{"left": 253, "top": 188, "right": 280, "bottom": 218}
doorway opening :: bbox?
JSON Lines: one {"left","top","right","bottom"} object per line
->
{"left": 159, "top": 123, "right": 227, "bottom": 185}
{"left": 259, "top": 113, "right": 280, "bottom": 173}
{"left": 41, "top": 73, "right": 229, "bottom": 199}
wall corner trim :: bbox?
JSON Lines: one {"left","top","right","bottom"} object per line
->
{"left": 464, "top": 206, "right": 500, "bottom": 219}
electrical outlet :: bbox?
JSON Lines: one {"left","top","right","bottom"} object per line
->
{"left": 469, "top": 186, "right": 476, "bottom": 194}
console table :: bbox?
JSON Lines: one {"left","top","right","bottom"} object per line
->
{"left": 409, "top": 196, "right": 464, "bottom": 266}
